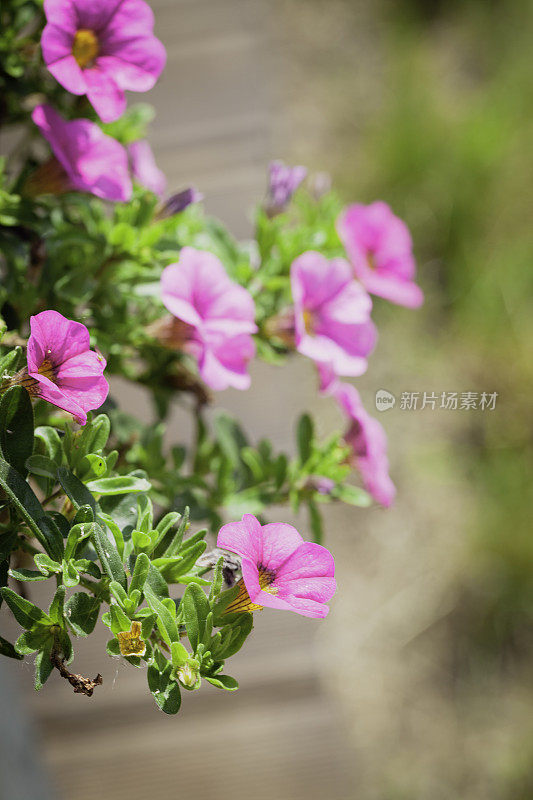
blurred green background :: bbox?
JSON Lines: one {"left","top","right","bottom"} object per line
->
{"left": 278, "top": 0, "right": 533, "bottom": 796}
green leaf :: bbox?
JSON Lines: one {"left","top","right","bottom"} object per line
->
{"left": 205, "top": 674, "right": 239, "bottom": 691}
{"left": 107, "top": 638, "right": 120, "bottom": 657}
{"left": 25, "top": 454, "right": 57, "bottom": 479}
{"left": 143, "top": 584, "right": 179, "bottom": 646}
{"left": 57, "top": 466, "right": 97, "bottom": 515}
{"left": 34, "top": 641, "right": 54, "bottom": 691}
{"left": 15, "top": 628, "right": 52, "bottom": 656}
{"left": 108, "top": 604, "right": 131, "bottom": 634}
{"left": 147, "top": 660, "right": 181, "bottom": 714}
{"left": 0, "top": 634, "right": 23, "bottom": 660}
{"left": 213, "top": 413, "right": 248, "bottom": 468}
{"left": 182, "top": 583, "right": 210, "bottom": 652}
{"left": 212, "top": 614, "right": 253, "bottom": 660}
{"left": 130, "top": 552, "right": 150, "bottom": 595}
{"left": 34, "top": 553, "right": 62, "bottom": 575}
{"left": 89, "top": 521, "right": 127, "bottom": 589}
{"left": 136, "top": 495, "right": 153, "bottom": 533}
{"left": 0, "top": 386, "right": 34, "bottom": 477}
{"left": 296, "top": 413, "right": 314, "bottom": 464}
{"left": 65, "top": 593, "right": 100, "bottom": 637}
{"left": 131, "top": 528, "right": 152, "bottom": 554}
{"left": 98, "top": 512, "right": 125, "bottom": 560}
{"left": 0, "top": 587, "right": 51, "bottom": 629}
{"left": 64, "top": 522, "right": 93, "bottom": 561}
{"left": 49, "top": 585, "right": 66, "bottom": 624}
{"left": 0, "top": 346, "right": 23, "bottom": 376}
{"left": 333, "top": 483, "right": 372, "bottom": 507}
{"left": 155, "top": 509, "right": 189, "bottom": 558}
{"left": 79, "top": 453, "right": 106, "bottom": 479}
{"left": 0, "top": 457, "right": 64, "bottom": 560}
{"left": 85, "top": 414, "right": 111, "bottom": 454}
{"left": 8, "top": 568, "right": 48, "bottom": 582}
{"left": 308, "top": 500, "right": 323, "bottom": 544}
{"left": 159, "top": 541, "right": 207, "bottom": 581}
{"left": 170, "top": 641, "right": 189, "bottom": 667}
{"left": 109, "top": 580, "right": 128, "bottom": 607}
{"left": 34, "top": 426, "right": 63, "bottom": 465}
{"left": 209, "top": 556, "right": 225, "bottom": 602}
{"left": 86, "top": 476, "right": 151, "bottom": 496}
{"left": 144, "top": 562, "right": 169, "bottom": 599}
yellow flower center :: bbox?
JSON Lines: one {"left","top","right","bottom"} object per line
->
{"left": 303, "top": 309, "right": 315, "bottom": 335}
{"left": 72, "top": 29, "right": 99, "bottom": 68}
{"left": 225, "top": 568, "right": 278, "bottom": 614}
{"left": 37, "top": 357, "right": 57, "bottom": 383}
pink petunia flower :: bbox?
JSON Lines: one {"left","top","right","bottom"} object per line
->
{"left": 337, "top": 201, "right": 424, "bottom": 309}
{"left": 267, "top": 160, "right": 307, "bottom": 213}
{"left": 291, "top": 251, "right": 377, "bottom": 377}
{"left": 217, "top": 514, "right": 336, "bottom": 618}
{"left": 332, "top": 382, "right": 396, "bottom": 507}
{"left": 20, "top": 310, "right": 109, "bottom": 426}
{"left": 128, "top": 140, "right": 166, "bottom": 197}
{"left": 41, "top": 0, "right": 166, "bottom": 123}
{"left": 160, "top": 247, "right": 257, "bottom": 391}
{"left": 31, "top": 104, "right": 132, "bottom": 201}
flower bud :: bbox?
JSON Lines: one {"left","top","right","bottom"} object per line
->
{"left": 177, "top": 660, "right": 200, "bottom": 690}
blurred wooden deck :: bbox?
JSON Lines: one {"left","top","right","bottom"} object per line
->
{"left": 0, "top": 2, "right": 355, "bottom": 799}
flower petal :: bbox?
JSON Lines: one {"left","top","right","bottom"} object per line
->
{"left": 254, "top": 522, "right": 304, "bottom": 571}
{"left": 28, "top": 310, "right": 90, "bottom": 372}
{"left": 274, "top": 542, "right": 335, "bottom": 582}
{"left": 217, "top": 514, "right": 263, "bottom": 562}
{"left": 84, "top": 67, "right": 126, "bottom": 123}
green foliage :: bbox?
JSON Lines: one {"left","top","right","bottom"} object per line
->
{"left": 0, "top": 0, "right": 396, "bottom": 713}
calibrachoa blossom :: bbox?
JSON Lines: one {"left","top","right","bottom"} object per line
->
{"left": 337, "top": 201, "right": 424, "bottom": 309}
{"left": 160, "top": 247, "right": 257, "bottom": 391}
{"left": 41, "top": 0, "right": 166, "bottom": 123}
{"left": 331, "top": 381, "right": 396, "bottom": 507}
{"left": 31, "top": 104, "right": 132, "bottom": 201}
{"left": 18, "top": 310, "right": 108, "bottom": 426}
{"left": 291, "top": 251, "right": 377, "bottom": 377}
{"left": 267, "top": 160, "right": 307, "bottom": 212}
{"left": 128, "top": 140, "right": 166, "bottom": 197}
{"left": 217, "top": 514, "right": 336, "bottom": 618}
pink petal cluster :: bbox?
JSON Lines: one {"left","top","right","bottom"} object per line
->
{"left": 128, "top": 140, "right": 166, "bottom": 197}
{"left": 337, "top": 201, "right": 424, "bottom": 309}
{"left": 160, "top": 248, "right": 257, "bottom": 391}
{"left": 319, "top": 365, "right": 395, "bottom": 507}
{"left": 291, "top": 251, "right": 377, "bottom": 377}
{"left": 218, "top": 514, "right": 336, "bottom": 618}
{"left": 26, "top": 310, "right": 109, "bottom": 426}
{"left": 31, "top": 104, "right": 132, "bottom": 201}
{"left": 41, "top": 0, "right": 166, "bottom": 123}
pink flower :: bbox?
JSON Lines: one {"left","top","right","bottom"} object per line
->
{"left": 291, "top": 251, "right": 377, "bottom": 377}
{"left": 217, "top": 514, "right": 336, "bottom": 618}
{"left": 337, "top": 201, "right": 424, "bottom": 309}
{"left": 24, "top": 310, "right": 109, "bottom": 426}
{"left": 332, "top": 382, "right": 396, "bottom": 507}
{"left": 128, "top": 140, "right": 166, "bottom": 197}
{"left": 31, "top": 104, "right": 132, "bottom": 201}
{"left": 41, "top": 0, "right": 166, "bottom": 123}
{"left": 160, "top": 247, "right": 257, "bottom": 391}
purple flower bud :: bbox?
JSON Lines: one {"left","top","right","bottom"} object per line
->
{"left": 266, "top": 160, "right": 307, "bottom": 214}
{"left": 157, "top": 187, "right": 203, "bottom": 219}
